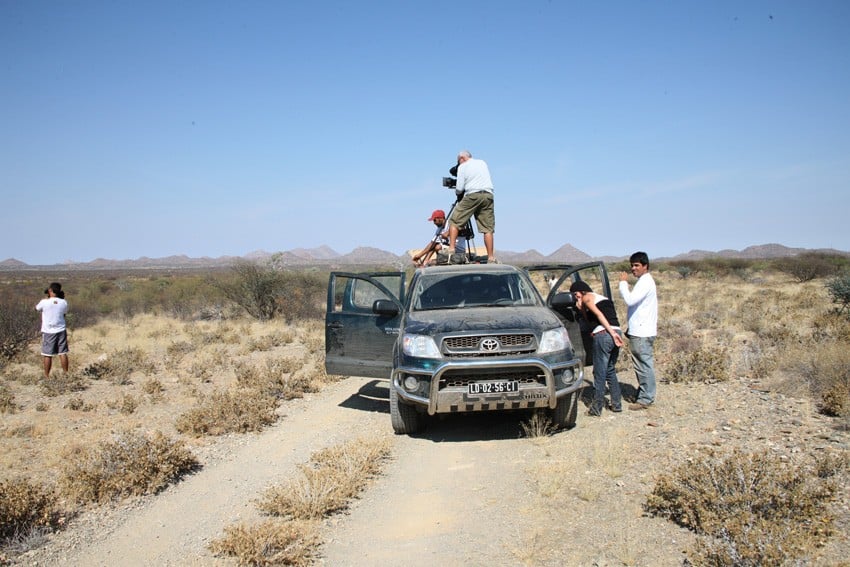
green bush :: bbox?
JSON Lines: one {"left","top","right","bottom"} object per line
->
{"left": 826, "top": 272, "right": 850, "bottom": 316}
{"left": 210, "top": 260, "right": 285, "bottom": 320}
{"left": 646, "top": 449, "right": 847, "bottom": 566}
{"left": 779, "top": 253, "right": 840, "bottom": 282}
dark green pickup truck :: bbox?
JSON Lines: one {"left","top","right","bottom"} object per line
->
{"left": 325, "top": 262, "right": 611, "bottom": 434}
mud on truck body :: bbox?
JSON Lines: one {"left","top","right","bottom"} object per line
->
{"left": 325, "top": 262, "right": 612, "bottom": 434}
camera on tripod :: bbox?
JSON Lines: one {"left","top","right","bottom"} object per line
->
{"left": 442, "top": 164, "right": 460, "bottom": 192}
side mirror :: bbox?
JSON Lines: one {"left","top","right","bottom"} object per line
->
{"left": 373, "top": 299, "right": 400, "bottom": 317}
{"left": 551, "top": 292, "right": 576, "bottom": 308}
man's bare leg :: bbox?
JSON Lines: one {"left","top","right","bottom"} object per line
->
{"left": 484, "top": 233, "right": 495, "bottom": 261}
{"left": 43, "top": 356, "right": 52, "bottom": 379}
{"left": 59, "top": 353, "right": 69, "bottom": 373}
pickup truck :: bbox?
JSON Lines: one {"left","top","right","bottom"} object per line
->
{"left": 325, "top": 262, "right": 612, "bottom": 434}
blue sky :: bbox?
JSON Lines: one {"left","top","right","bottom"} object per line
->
{"left": 2, "top": 1, "right": 849, "bottom": 265}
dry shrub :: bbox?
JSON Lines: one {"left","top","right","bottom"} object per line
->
{"left": 175, "top": 388, "right": 278, "bottom": 436}
{"left": 39, "top": 372, "right": 89, "bottom": 396}
{"left": 0, "top": 299, "right": 38, "bottom": 363}
{"left": 58, "top": 430, "right": 199, "bottom": 505}
{"left": 521, "top": 411, "right": 555, "bottom": 438}
{"left": 81, "top": 347, "right": 154, "bottom": 383}
{"left": 244, "top": 330, "right": 295, "bottom": 353}
{"left": 258, "top": 437, "right": 392, "bottom": 520}
{"left": 210, "top": 519, "right": 320, "bottom": 566}
{"left": 646, "top": 448, "right": 848, "bottom": 566}
{"left": 0, "top": 478, "right": 61, "bottom": 543}
{"left": 0, "top": 383, "right": 18, "bottom": 414}
{"left": 165, "top": 340, "right": 194, "bottom": 361}
{"left": 63, "top": 397, "right": 95, "bottom": 412}
{"left": 664, "top": 346, "right": 729, "bottom": 383}
{"left": 234, "top": 357, "right": 316, "bottom": 401}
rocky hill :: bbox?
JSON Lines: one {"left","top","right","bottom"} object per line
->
{"left": 1, "top": 243, "right": 847, "bottom": 271}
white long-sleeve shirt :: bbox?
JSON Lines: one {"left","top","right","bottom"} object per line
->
{"left": 618, "top": 273, "right": 657, "bottom": 337}
{"left": 456, "top": 158, "right": 493, "bottom": 195}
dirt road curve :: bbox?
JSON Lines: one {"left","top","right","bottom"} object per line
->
{"left": 20, "top": 375, "right": 850, "bottom": 566}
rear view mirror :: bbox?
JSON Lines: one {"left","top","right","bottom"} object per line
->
{"left": 373, "top": 299, "right": 400, "bottom": 317}
{"left": 551, "top": 292, "right": 576, "bottom": 308}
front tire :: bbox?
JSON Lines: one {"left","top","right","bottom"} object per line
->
{"left": 389, "top": 385, "right": 424, "bottom": 434}
{"left": 550, "top": 391, "right": 579, "bottom": 430}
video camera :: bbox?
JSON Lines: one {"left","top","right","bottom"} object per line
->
{"left": 441, "top": 164, "right": 459, "bottom": 190}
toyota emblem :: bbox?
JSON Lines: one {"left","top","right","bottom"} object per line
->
{"left": 480, "top": 338, "right": 500, "bottom": 351}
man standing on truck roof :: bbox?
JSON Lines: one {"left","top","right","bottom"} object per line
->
{"left": 446, "top": 150, "right": 496, "bottom": 264}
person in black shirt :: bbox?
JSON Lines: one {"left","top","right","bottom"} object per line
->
{"left": 570, "top": 281, "right": 624, "bottom": 416}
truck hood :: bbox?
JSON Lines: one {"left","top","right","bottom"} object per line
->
{"left": 404, "top": 306, "right": 562, "bottom": 335}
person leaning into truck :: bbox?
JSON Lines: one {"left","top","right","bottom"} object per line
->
{"left": 570, "top": 280, "right": 624, "bottom": 416}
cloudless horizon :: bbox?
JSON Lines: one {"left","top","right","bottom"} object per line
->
{"left": 3, "top": 1, "right": 849, "bottom": 266}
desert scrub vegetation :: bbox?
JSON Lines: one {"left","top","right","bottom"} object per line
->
{"left": 646, "top": 448, "right": 849, "bottom": 566}
{"left": 211, "top": 436, "right": 392, "bottom": 565}
{"left": 58, "top": 430, "right": 199, "bottom": 505}
{"left": 0, "top": 478, "right": 62, "bottom": 546}
{"left": 175, "top": 388, "right": 279, "bottom": 436}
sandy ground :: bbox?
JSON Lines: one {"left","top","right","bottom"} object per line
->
{"left": 17, "top": 375, "right": 850, "bottom": 567}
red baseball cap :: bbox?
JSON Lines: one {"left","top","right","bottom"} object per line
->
{"left": 427, "top": 209, "right": 446, "bottom": 221}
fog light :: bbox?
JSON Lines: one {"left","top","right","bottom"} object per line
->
{"left": 561, "top": 368, "right": 574, "bottom": 387}
{"left": 403, "top": 375, "right": 420, "bottom": 392}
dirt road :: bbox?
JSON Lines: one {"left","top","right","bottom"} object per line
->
{"left": 19, "top": 376, "right": 850, "bottom": 566}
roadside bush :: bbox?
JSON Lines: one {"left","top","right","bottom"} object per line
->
{"left": 59, "top": 430, "right": 199, "bottom": 505}
{"left": 646, "top": 449, "right": 847, "bottom": 566}
{"left": 0, "top": 478, "right": 60, "bottom": 544}
{"left": 0, "top": 299, "right": 38, "bottom": 364}
{"left": 210, "top": 519, "right": 320, "bottom": 567}
{"left": 175, "top": 388, "right": 278, "bottom": 436}
{"left": 276, "top": 271, "right": 326, "bottom": 321}
{"left": 258, "top": 437, "right": 392, "bottom": 520}
{"left": 81, "top": 347, "right": 155, "bottom": 383}
{"left": 663, "top": 346, "right": 729, "bottom": 383}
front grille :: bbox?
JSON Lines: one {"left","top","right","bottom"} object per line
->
{"left": 439, "top": 368, "right": 546, "bottom": 389}
{"left": 442, "top": 334, "right": 535, "bottom": 357}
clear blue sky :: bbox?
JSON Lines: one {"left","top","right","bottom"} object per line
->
{"left": 2, "top": 1, "right": 849, "bottom": 265}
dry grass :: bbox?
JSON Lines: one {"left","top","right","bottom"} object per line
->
{"left": 257, "top": 437, "right": 393, "bottom": 519}
{"left": 0, "top": 307, "right": 331, "bottom": 556}
{"left": 212, "top": 436, "right": 392, "bottom": 565}
{"left": 210, "top": 519, "right": 321, "bottom": 566}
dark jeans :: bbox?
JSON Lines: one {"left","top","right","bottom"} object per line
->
{"left": 591, "top": 331, "right": 622, "bottom": 412}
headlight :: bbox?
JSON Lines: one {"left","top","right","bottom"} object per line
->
{"left": 402, "top": 334, "right": 441, "bottom": 358}
{"left": 539, "top": 327, "right": 570, "bottom": 354}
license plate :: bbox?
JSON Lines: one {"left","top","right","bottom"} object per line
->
{"left": 468, "top": 381, "right": 519, "bottom": 395}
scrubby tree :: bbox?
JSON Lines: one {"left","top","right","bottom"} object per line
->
{"left": 0, "top": 299, "right": 38, "bottom": 363}
{"left": 212, "top": 260, "right": 285, "bottom": 320}
{"left": 781, "top": 253, "right": 839, "bottom": 282}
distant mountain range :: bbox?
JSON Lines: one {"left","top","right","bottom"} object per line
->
{"left": 1, "top": 243, "right": 848, "bottom": 270}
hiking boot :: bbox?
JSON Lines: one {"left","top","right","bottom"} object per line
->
{"left": 628, "top": 402, "right": 650, "bottom": 411}
{"left": 608, "top": 401, "right": 622, "bottom": 413}
{"left": 587, "top": 400, "right": 604, "bottom": 417}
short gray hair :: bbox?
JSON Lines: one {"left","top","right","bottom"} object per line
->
{"left": 457, "top": 150, "right": 472, "bottom": 160}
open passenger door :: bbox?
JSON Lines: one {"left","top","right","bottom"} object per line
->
{"left": 525, "top": 262, "right": 612, "bottom": 367}
{"left": 325, "top": 272, "right": 405, "bottom": 379}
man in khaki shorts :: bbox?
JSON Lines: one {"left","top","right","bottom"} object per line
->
{"left": 446, "top": 150, "right": 496, "bottom": 263}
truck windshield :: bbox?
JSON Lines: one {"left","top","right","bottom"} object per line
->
{"left": 411, "top": 271, "right": 543, "bottom": 311}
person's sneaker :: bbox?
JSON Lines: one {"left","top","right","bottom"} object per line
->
{"left": 628, "top": 402, "right": 650, "bottom": 411}
{"left": 608, "top": 402, "right": 622, "bottom": 413}
{"left": 587, "top": 400, "right": 604, "bottom": 416}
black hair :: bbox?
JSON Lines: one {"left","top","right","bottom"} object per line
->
{"left": 569, "top": 280, "right": 593, "bottom": 294}
{"left": 47, "top": 282, "right": 65, "bottom": 299}
{"left": 629, "top": 251, "right": 650, "bottom": 268}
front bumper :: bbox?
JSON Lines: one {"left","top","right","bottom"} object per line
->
{"left": 392, "top": 356, "right": 584, "bottom": 416}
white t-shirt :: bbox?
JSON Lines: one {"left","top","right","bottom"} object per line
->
{"left": 456, "top": 158, "right": 493, "bottom": 195}
{"left": 36, "top": 297, "right": 68, "bottom": 333}
{"left": 618, "top": 273, "right": 657, "bottom": 337}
